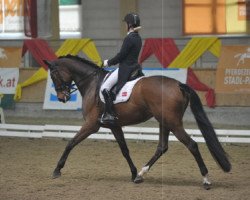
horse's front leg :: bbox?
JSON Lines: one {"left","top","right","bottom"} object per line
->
{"left": 111, "top": 127, "right": 137, "bottom": 181}
{"left": 52, "top": 122, "right": 100, "bottom": 179}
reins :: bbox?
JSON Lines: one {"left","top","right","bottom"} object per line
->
{"left": 69, "top": 70, "right": 99, "bottom": 94}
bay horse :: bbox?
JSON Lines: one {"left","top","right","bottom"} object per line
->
{"left": 44, "top": 55, "right": 231, "bottom": 189}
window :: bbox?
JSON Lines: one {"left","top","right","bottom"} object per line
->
{"left": 0, "top": 0, "right": 26, "bottom": 39}
{"left": 0, "top": 0, "right": 82, "bottom": 39}
{"left": 183, "top": 0, "right": 250, "bottom": 35}
{"left": 59, "top": 0, "right": 82, "bottom": 38}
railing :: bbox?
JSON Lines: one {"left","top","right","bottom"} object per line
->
{"left": 0, "top": 93, "right": 5, "bottom": 124}
{"left": 0, "top": 124, "right": 250, "bottom": 144}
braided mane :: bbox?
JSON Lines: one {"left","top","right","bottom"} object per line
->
{"left": 59, "top": 54, "right": 105, "bottom": 71}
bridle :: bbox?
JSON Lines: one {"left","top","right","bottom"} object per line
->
{"left": 50, "top": 64, "right": 99, "bottom": 102}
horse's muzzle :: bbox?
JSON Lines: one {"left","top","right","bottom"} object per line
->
{"left": 57, "top": 92, "right": 71, "bottom": 103}
{"left": 58, "top": 97, "right": 66, "bottom": 103}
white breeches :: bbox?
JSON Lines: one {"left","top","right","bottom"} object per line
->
{"left": 100, "top": 68, "right": 119, "bottom": 92}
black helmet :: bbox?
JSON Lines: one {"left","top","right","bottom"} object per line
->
{"left": 123, "top": 13, "right": 140, "bottom": 29}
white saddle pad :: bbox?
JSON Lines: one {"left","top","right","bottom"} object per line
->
{"left": 100, "top": 76, "right": 144, "bottom": 104}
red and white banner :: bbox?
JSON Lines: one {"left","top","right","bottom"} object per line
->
{"left": 0, "top": 68, "right": 19, "bottom": 94}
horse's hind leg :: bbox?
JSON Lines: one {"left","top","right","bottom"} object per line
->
{"left": 52, "top": 122, "right": 100, "bottom": 179}
{"left": 172, "top": 126, "right": 211, "bottom": 189}
{"left": 111, "top": 127, "right": 137, "bottom": 181}
{"left": 134, "top": 124, "right": 170, "bottom": 183}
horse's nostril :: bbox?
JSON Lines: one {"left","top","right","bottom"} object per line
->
{"left": 58, "top": 98, "right": 66, "bottom": 103}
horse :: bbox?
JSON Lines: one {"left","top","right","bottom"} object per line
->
{"left": 44, "top": 55, "right": 231, "bottom": 189}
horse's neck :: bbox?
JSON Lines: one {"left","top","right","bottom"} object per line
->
{"left": 69, "top": 62, "right": 106, "bottom": 97}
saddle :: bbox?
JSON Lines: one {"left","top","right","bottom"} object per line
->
{"left": 128, "top": 66, "right": 144, "bottom": 81}
{"left": 100, "top": 66, "right": 145, "bottom": 104}
{"left": 110, "top": 66, "right": 144, "bottom": 95}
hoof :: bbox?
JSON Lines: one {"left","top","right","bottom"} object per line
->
{"left": 203, "top": 183, "right": 211, "bottom": 190}
{"left": 52, "top": 170, "right": 61, "bottom": 179}
{"left": 133, "top": 175, "right": 144, "bottom": 184}
{"left": 131, "top": 171, "right": 137, "bottom": 181}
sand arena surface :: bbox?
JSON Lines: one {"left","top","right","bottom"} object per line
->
{"left": 0, "top": 137, "right": 250, "bottom": 200}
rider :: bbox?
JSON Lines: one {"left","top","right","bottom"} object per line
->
{"left": 100, "top": 12, "right": 142, "bottom": 125}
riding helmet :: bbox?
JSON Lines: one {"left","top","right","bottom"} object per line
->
{"left": 123, "top": 13, "right": 140, "bottom": 29}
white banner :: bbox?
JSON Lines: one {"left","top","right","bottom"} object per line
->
{"left": 43, "top": 72, "right": 82, "bottom": 110}
{"left": 106, "top": 67, "right": 187, "bottom": 83}
{"left": 143, "top": 68, "right": 187, "bottom": 83}
{"left": 0, "top": 68, "right": 19, "bottom": 94}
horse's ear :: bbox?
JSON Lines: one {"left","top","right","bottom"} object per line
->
{"left": 43, "top": 60, "right": 53, "bottom": 70}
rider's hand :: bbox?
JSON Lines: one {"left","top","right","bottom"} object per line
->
{"left": 103, "top": 59, "right": 109, "bottom": 67}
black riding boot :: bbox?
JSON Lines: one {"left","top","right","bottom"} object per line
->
{"left": 100, "top": 89, "right": 117, "bottom": 125}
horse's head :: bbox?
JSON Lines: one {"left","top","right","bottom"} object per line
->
{"left": 44, "top": 59, "right": 73, "bottom": 103}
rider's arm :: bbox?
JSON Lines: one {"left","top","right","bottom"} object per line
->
{"left": 107, "top": 36, "right": 133, "bottom": 66}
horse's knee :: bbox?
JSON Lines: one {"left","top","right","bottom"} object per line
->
{"left": 156, "top": 145, "right": 168, "bottom": 155}
{"left": 162, "top": 146, "right": 168, "bottom": 154}
{"left": 187, "top": 139, "right": 198, "bottom": 153}
{"left": 66, "top": 140, "right": 76, "bottom": 151}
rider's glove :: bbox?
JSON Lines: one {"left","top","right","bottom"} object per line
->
{"left": 103, "top": 59, "right": 109, "bottom": 67}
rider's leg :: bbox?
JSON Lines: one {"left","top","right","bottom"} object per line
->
{"left": 100, "top": 69, "right": 119, "bottom": 93}
{"left": 100, "top": 89, "right": 118, "bottom": 125}
{"left": 100, "top": 69, "right": 119, "bottom": 125}
{"left": 115, "top": 66, "right": 135, "bottom": 95}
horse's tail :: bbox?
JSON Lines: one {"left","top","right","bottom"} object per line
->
{"left": 179, "top": 83, "right": 231, "bottom": 172}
